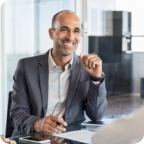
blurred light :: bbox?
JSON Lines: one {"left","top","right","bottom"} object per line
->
{"left": 0, "top": 0, "right": 7, "bottom": 6}
{"left": 43, "top": 3, "right": 46, "bottom": 8}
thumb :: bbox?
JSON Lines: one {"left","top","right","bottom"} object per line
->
{"left": 79, "top": 53, "right": 84, "bottom": 62}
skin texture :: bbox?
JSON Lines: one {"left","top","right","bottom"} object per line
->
{"left": 33, "top": 11, "right": 103, "bottom": 134}
{"left": 0, "top": 135, "right": 16, "bottom": 144}
{"left": 49, "top": 11, "right": 81, "bottom": 70}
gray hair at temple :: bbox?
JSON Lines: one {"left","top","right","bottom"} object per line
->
{"left": 51, "top": 10, "right": 76, "bottom": 29}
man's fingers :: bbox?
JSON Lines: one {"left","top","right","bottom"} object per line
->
{"left": 34, "top": 116, "right": 67, "bottom": 134}
{"left": 44, "top": 117, "right": 59, "bottom": 133}
{"left": 43, "top": 123, "right": 59, "bottom": 133}
{"left": 42, "top": 119, "right": 57, "bottom": 134}
{"left": 79, "top": 54, "right": 102, "bottom": 77}
{"left": 88, "top": 57, "right": 102, "bottom": 69}
{"left": 50, "top": 116, "right": 67, "bottom": 127}
{"left": 45, "top": 116, "right": 57, "bottom": 127}
{"left": 50, "top": 116, "right": 67, "bottom": 132}
{"left": 83, "top": 55, "right": 97, "bottom": 65}
{"left": 44, "top": 116, "right": 67, "bottom": 133}
{"left": 56, "top": 125, "right": 66, "bottom": 132}
{"left": 82, "top": 55, "right": 100, "bottom": 68}
{"left": 79, "top": 53, "right": 84, "bottom": 61}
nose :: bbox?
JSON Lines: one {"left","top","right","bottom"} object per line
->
{"left": 66, "top": 30, "right": 74, "bottom": 41}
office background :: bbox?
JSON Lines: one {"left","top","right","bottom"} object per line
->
{"left": 0, "top": 0, "right": 144, "bottom": 135}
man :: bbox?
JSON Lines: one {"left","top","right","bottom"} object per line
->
{"left": 10, "top": 10, "right": 107, "bottom": 136}
{"left": 92, "top": 106, "right": 144, "bottom": 144}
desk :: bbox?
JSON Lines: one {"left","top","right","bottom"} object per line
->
{"left": 9, "top": 122, "right": 99, "bottom": 144}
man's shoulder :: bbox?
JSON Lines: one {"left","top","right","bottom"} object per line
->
{"left": 20, "top": 54, "right": 42, "bottom": 62}
{"left": 17, "top": 51, "right": 49, "bottom": 68}
{"left": 19, "top": 51, "right": 48, "bottom": 64}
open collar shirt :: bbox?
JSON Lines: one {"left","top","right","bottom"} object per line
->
{"left": 46, "top": 49, "right": 73, "bottom": 117}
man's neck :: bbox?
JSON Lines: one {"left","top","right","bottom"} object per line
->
{"left": 51, "top": 49, "right": 73, "bottom": 70}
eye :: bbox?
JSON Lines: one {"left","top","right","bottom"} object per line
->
{"left": 61, "top": 28, "right": 67, "bottom": 31}
{"left": 74, "top": 29, "right": 80, "bottom": 33}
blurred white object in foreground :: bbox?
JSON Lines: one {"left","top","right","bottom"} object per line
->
{"left": 92, "top": 106, "right": 144, "bottom": 144}
{"left": 136, "top": 136, "right": 144, "bottom": 144}
{"left": 0, "top": 137, "right": 6, "bottom": 144}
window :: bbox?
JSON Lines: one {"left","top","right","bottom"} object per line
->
{"left": 0, "top": 0, "right": 75, "bottom": 135}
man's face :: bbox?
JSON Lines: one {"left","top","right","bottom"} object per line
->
{"left": 49, "top": 12, "right": 81, "bottom": 56}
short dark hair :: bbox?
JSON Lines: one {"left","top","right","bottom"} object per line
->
{"left": 51, "top": 10, "right": 75, "bottom": 29}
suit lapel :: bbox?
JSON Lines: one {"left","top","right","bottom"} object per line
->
{"left": 65, "top": 54, "right": 81, "bottom": 115}
{"left": 38, "top": 51, "right": 49, "bottom": 116}
{"left": 38, "top": 51, "right": 81, "bottom": 117}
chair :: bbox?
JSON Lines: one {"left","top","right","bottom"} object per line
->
{"left": 5, "top": 91, "right": 14, "bottom": 138}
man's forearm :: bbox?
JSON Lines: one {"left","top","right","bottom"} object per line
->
{"left": 86, "top": 80, "right": 107, "bottom": 121}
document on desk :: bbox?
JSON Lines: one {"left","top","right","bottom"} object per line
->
{"left": 54, "top": 130, "right": 95, "bottom": 144}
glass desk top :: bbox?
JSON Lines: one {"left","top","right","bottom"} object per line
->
{"left": 9, "top": 122, "right": 100, "bottom": 144}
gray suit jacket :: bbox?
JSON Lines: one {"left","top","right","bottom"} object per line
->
{"left": 10, "top": 51, "right": 107, "bottom": 136}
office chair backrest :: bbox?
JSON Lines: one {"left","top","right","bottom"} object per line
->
{"left": 5, "top": 91, "right": 14, "bottom": 138}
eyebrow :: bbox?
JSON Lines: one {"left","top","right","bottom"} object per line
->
{"left": 60, "top": 26, "right": 81, "bottom": 31}
{"left": 75, "top": 27, "right": 81, "bottom": 31}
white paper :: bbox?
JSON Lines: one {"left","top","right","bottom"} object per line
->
{"left": 54, "top": 130, "right": 95, "bottom": 144}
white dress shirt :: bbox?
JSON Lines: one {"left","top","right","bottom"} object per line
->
{"left": 46, "top": 49, "right": 73, "bottom": 117}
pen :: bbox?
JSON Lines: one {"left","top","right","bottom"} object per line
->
{"left": 56, "top": 122, "right": 61, "bottom": 126}
{"left": 50, "top": 114, "right": 65, "bottom": 128}
{"left": 56, "top": 122, "right": 65, "bottom": 128}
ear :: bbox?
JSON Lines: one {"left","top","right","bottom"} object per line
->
{"left": 48, "top": 28, "right": 53, "bottom": 39}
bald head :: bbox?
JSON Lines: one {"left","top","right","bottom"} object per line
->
{"left": 51, "top": 10, "right": 80, "bottom": 29}
{"left": 48, "top": 10, "right": 81, "bottom": 57}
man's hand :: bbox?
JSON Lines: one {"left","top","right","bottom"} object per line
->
{"left": 80, "top": 53, "right": 102, "bottom": 78}
{"left": 33, "top": 115, "right": 67, "bottom": 134}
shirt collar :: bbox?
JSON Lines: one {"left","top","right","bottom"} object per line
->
{"left": 48, "top": 49, "right": 57, "bottom": 71}
{"left": 48, "top": 49, "right": 73, "bottom": 71}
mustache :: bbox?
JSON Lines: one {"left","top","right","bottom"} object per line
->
{"left": 61, "top": 38, "right": 77, "bottom": 43}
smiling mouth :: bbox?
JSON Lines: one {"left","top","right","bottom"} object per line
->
{"left": 63, "top": 42, "right": 74, "bottom": 47}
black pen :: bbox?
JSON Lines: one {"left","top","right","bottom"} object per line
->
{"left": 50, "top": 114, "right": 65, "bottom": 128}
{"left": 56, "top": 122, "right": 65, "bottom": 128}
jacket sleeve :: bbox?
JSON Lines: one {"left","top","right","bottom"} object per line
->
{"left": 85, "top": 79, "right": 107, "bottom": 121}
{"left": 10, "top": 59, "right": 39, "bottom": 134}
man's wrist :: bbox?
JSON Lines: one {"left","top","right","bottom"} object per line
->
{"left": 33, "top": 118, "right": 45, "bottom": 132}
{"left": 90, "top": 73, "right": 105, "bottom": 82}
